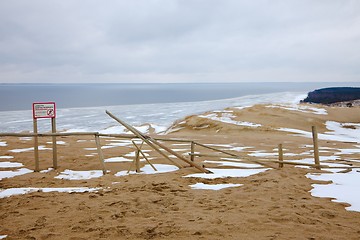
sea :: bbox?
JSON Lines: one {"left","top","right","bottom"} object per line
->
{"left": 0, "top": 82, "right": 359, "bottom": 133}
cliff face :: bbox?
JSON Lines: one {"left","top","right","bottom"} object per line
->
{"left": 302, "top": 87, "right": 360, "bottom": 104}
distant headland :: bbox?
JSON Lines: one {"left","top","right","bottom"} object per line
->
{"left": 302, "top": 87, "right": 360, "bottom": 106}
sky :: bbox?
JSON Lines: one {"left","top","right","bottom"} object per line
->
{"left": 0, "top": 0, "right": 359, "bottom": 83}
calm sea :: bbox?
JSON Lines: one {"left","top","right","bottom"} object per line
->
{"left": 0, "top": 82, "right": 359, "bottom": 111}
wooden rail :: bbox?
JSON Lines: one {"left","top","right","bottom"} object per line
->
{"left": 0, "top": 125, "right": 337, "bottom": 173}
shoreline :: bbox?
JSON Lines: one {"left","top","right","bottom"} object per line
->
{"left": 0, "top": 91, "right": 308, "bottom": 133}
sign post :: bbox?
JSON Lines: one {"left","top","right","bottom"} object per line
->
{"left": 32, "top": 102, "right": 57, "bottom": 171}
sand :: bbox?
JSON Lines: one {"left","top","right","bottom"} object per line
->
{"left": 1, "top": 103, "right": 360, "bottom": 239}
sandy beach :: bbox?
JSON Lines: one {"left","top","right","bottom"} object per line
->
{"left": 1, "top": 103, "right": 360, "bottom": 239}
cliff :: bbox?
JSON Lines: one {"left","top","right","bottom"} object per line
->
{"left": 302, "top": 87, "right": 360, "bottom": 104}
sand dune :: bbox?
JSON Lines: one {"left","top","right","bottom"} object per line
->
{"left": 1, "top": 103, "right": 360, "bottom": 239}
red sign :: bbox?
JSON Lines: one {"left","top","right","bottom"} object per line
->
{"left": 33, "top": 102, "right": 56, "bottom": 119}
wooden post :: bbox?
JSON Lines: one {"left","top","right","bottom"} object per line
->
{"left": 132, "top": 141, "right": 157, "bottom": 171}
{"left": 51, "top": 117, "right": 58, "bottom": 169}
{"left": 190, "top": 141, "right": 195, "bottom": 162}
{"left": 278, "top": 144, "right": 284, "bottom": 168}
{"left": 95, "top": 134, "right": 107, "bottom": 174}
{"left": 33, "top": 118, "right": 39, "bottom": 172}
{"left": 312, "top": 126, "right": 321, "bottom": 170}
{"left": 127, "top": 158, "right": 135, "bottom": 173}
{"left": 135, "top": 149, "right": 140, "bottom": 173}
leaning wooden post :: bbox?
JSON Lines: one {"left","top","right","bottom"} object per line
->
{"left": 51, "top": 117, "right": 58, "bottom": 169}
{"left": 190, "top": 141, "right": 195, "bottom": 162}
{"left": 33, "top": 118, "right": 39, "bottom": 172}
{"left": 106, "top": 110, "right": 212, "bottom": 173}
{"left": 94, "top": 134, "right": 107, "bottom": 174}
{"left": 105, "top": 110, "right": 183, "bottom": 168}
{"left": 311, "top": 126, "right": 321, "bottom": 170}
{"left": 278, "top": 144, "right": 284, "bottom": 168}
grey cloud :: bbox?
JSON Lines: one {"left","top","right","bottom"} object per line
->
{"left": 0, "top": 0, "right": 359, "bottom": 83}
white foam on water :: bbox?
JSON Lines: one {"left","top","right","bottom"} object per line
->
{"left": 0, "top": 141, "right": 7, "bottom": 147}
{"left": 189, "top": 183, "right": 243, "bottom": 190}
{"left": 0, "top": 156, "right": 14, "bottom": 159}
{"left": 100, "top": 126, "right": 127, "bottom": 134}
{"left": 150, "top": 124, "right": 167, "bottom": 134}
{"left": 0, "top": 187, "right": 101, "bottom": 198}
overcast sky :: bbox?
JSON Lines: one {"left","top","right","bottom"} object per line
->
{"left": 0, "top": 0, "right": 359, "bottom": 83}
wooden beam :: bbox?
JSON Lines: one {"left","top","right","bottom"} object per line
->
{"left": 95, "top": 134, "right": 106, "bottom": 174}
{"left": 193, "top": 142, "right": 276, "bottom": 169}
{"left": 105, "top": 110, "right": 183, "bottom": 169}
{"left": 132, "top": 141, "right": 157, "bottom": 171}
{"left": 189, "top": 153, "right": 335, "bottom": 168}
{"left": 149, "top": 138, "right": 212, "bottom": 173}
{"left": 51, "top": 117, "right": 58, "bottom": 169}
{"left": 33, "top": 118, "right": 39, "bottom": 172}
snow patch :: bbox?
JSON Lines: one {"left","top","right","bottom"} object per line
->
{"left": 9, "top": 146, "right": 51, "bottom": 153}
{"left": 267, "top": 104, "right": 327, "bottom": 115}
{"left": 184, "top": 168, "right": 269, "bottom": 179}
{"left": 104, "top": 157, "right": 132, "bottom": 162}
{"left": 55, "top": 170, "right": 103, "bottom": 180}
{"left": 115, "top": 164, "right": 179, "bottom": 176}
{"left": 0, "top": 168, "right": 33, "bottom": 180}
{"left": 306, "top": 170, "right": 360, "bottom": 212}
{"left": 189, "top": 183, "right": 243, "bottom": 190}
{"left": 0, "top": 162, "right": 24, "bottom": 168}
{"left": 199, "top": 113, "right": 261, "bottom": 127}
{"left": 0, "top": 187, "right": 101, "bottom": 198}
